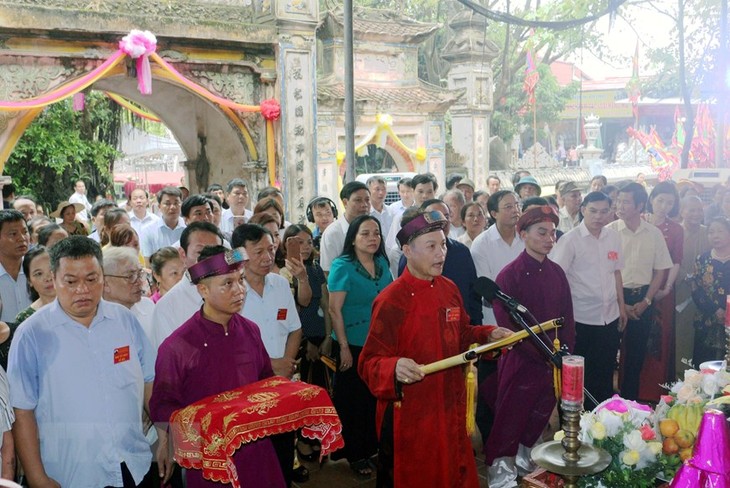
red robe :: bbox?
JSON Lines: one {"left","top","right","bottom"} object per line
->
{"left": 358, "top": 267, "right": 495, "bottom": 488}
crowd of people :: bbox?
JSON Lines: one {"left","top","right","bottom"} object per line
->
{"left": 0, "top": 169, "right": 724, "bottom": 488}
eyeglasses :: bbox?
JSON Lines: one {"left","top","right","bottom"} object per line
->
{"left": 106, "top": 269, "right": 147, "bottom": 284}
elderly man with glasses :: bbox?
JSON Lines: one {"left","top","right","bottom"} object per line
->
{"left": 103, "top": 247, "right": 155, "bottom": 345}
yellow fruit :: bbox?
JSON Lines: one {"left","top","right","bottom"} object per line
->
{"left": 663, "top": 437, "right": 679, "bottom": 455}
{"left": 675, "top": 429, "right": 695, "bottom": 449}
{"left": 679, "top": 447, "right": 693, "bottom": 461}
{"left": 659, "top": 419, "right": 680, "bottom": 438}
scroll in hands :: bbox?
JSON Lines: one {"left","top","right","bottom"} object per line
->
{"left": 419, "top": 318, "right": 563, "bottom": 375}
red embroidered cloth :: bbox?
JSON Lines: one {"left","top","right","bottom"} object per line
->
{"left": 169, "top": 377, "right": 344, "bottom": 487}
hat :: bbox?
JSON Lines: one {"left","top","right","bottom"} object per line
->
{"left": 514, "top": 176, "right": 542, "bottom": 196}
{"left": 189, "top": 247, "right": 248, "bottom": 284}
{"left": 456, "top": 178, "right": 475, "bottom": 190}
{"left": 558, "top": 181, "right": 582, "bottom": 196}
{"left": 396, "top": 211, "right": 448, "bottom": 248}
{"left": 516, "top": 206, "right": 559, "bottom": 233}
{"left": 50, "top": 201, "right": 85, "bottom": 219}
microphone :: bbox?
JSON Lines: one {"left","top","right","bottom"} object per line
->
{"left": 474, "top": 276, "right": 528, "bottom": 314}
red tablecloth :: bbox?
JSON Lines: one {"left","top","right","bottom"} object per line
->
{"left": 170, "top": 377, "right": 344, "bottom": 487}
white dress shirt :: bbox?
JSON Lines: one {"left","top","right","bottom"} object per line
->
{"left": 129, "top": 211, "right": 161, "bottom": 236}
{"left": 152, "top": 276, "right": 202, "bottom": 349}
{"left": 0, "top": 261, "right": 30, "bottom": 323}
{"left": 242, "top": 273, "right": 301, "bottom": 358}
{"left": 140, "top": 217, "right": 186, "bottom": 258}
{"left": 68, "top": 192, "right": 92, "bottom": 221}
{"left": 551, "top": 222, "right": 624, "bottom": 325}
{"left": 319, "top": 218, "right": 350, "bottom": 272}
{"left": 370, "top": 205, "right": 394, "bottom": 243}
{"left": 470, "top": 225, "right": 524, "bottom": 323}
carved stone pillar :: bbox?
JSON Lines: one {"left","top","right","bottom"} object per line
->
{"left": 442, "top": 10, "right": 499, "bottom": 187}
{"left": 275, "top": 0, "right": 319, "bottom": 224}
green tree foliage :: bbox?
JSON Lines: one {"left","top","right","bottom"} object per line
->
{"left": 6, "top": 92, "right": 120, "bottom": 210}
{"left": 492, "top": 63, "right": 578, "bottom": 142}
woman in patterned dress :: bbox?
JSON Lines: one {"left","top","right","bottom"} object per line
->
{"left": 691, "top": 217, "right": 730, "bottom": 366}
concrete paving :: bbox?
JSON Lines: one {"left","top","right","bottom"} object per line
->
{"left": 293, "top": 434, "right": 490, "bottom": 488}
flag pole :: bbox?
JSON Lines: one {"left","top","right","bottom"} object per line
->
{"left": 533, "top": 100, "right": 538, "bottom": 168}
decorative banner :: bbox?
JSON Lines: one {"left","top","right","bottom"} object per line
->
{"left": 335, "top": 113, "right": 427, "bottom": 193}
{"left": 105, "top": 92, "right": 161, "bottom": 122}
{"left": 0, "top": 30, "right": 281, "bottom": 184}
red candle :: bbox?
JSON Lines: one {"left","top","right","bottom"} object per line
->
{"left": 562, "top": 355, "right": 585, "bottom": 404}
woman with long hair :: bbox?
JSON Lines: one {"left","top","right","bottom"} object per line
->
{"left": 640, "top": 181, "right": 683, "bottom": 398}
{"left": 691, "top": 217, "right": 730, "bottom": 366}
{"left": 2, "top": 247, "right": 56, "bottom": 368}
{"left": 328, "top": 215, "right": 393, "bottom": 477}
{"left": 99, "top": 207, "right": 131, "bottom": 246}
{"left": 281, "top": 224, "right": 329, "bottom": 460}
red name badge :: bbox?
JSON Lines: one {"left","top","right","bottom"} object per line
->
{"left": 114, "top": 345, "right": 130, "bottom": 364}
{"left": 445, "top": 308, "right": 460, "bottom": 322}
{"left": 277, "top": 308, "right": 288, "bottom": 320}
{"left": 607, "top": 251, "right": 619, "bottom": 261}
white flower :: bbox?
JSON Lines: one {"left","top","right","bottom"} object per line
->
{"left": 623, "top": 430, "right": 646, "bottom": 452}
{"left": 596, "top": 409, "right": 623, "bottom": 438}
{"left": 702, "top": 372, "right": 720, "bottom": 397}
{"left": 684, "top": 369, "right": 702, "bottom": 388}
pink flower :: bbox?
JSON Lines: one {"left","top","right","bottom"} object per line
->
{"left": 639, "top": 424, "right": 656, "bottom": 441}
{"left": 660, "top": 395, "right": 674, "bottom": 404}
{"left": 260, "top": 99, "right": 281, "bottom": 121}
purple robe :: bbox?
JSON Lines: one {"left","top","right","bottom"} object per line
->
{"left": 149, "top": 309, "right": 286, "bottom": 488}
{"left": 485, "top": 250, "right": 575, "bottom": 464}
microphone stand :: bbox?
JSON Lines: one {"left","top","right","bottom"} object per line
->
{"left": 505, "top": 305, "right": 598, "bottom": 407}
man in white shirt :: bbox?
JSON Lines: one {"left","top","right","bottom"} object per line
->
{"left": 557, "top": 181, "right": 583, "bottom": 233}
{"left": 606, "top": 182, "right": 673, "bottom": 401}
{"left": 68, "top": 180, "right": 92, "bottom": 222}
{"left": 367, "top": 175, "right": 394, "bottom": 243}
{"left": 387, "top": 177, "right": 414, "bottom": 217}
{"left": 443, "top": 189, "right": 466, "bottom": 239}
{"left": 232, "top": 222, "right": 301, "bottom": 486}
{"left": 152, "top": 222, "right": 225, "bottom": 348}
{"left": 140, "top": 186, "right": 186, "bottom": 264}
{"left": 386, "top": 173, "right": 438, "bottom": 276}
{"left": 319, "top": 181, "right": 371, "bottom": 274}
{"left": 470, "top": 190, "right": 524, "bottom": 324}
{"left": 552, "top": 191, "right": 627, "bottom": 407}
{"left": 220, "top": 179, "right": 253, "bottom": 237}
{"left": 128, "top": 188, "right": 160, "bottom": 236}
{"left": 0, "top": 210, "right": 31, "bottom": 322}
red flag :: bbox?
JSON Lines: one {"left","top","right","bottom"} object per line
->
{"left": 523, "top": 50, "right": 540, "bottom": 106}
{"left": 625, "top": 41, "right": 641, "bottom": 119}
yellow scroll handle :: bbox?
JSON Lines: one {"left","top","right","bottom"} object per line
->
{"left": 420, "top": 318, "right": 564, "bottom": 375}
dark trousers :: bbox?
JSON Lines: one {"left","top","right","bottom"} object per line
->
{"left": 332, "top": 344, "right": 378, "bottom": 463}
{"left": 271, "top": 432, "right": 295, "bottom": 487}
{"left": 621, "top": 286, "right": 652, "bottom": 401}
{"left": 574, "top": 319, "right": 620, "bottom": 409}
{"left": 475, "top": 359, "right": 498, "bottom": 447}
{"left": 104, "top": 462, "right": 155, "bottom": 488}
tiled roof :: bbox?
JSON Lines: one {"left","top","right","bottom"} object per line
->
{"left": 323, "top": 6, "right": 439, "bottom": 42}
{"left": 318, "top": 79, "right": 463, "bottom": 109}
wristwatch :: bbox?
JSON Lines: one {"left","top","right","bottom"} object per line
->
{"left": 643, "top": 297, "right": 652, "bottom": 306}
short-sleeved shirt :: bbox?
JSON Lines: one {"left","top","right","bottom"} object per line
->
{"left": 319, "top": 218, "right": 349, "bottom": 272}
{"left": 606, "top": 219, "right": 673, "bottom": 288}
{"left": 243, "top": 273, "right": 302, "bottom": 358}
{"left": 551, "top": 222, "right": 624, "bottom": 325}
{"left": 370, "top": 206, "right": 394, "bottom": 243}
{"left": 140, "top": 217, "right": 186, "bottom": 258}
{"left": 152, "top": 276, "right": 202, "bottom": 349}
{"left": 8, "top": 299, "right": 155, "bottom": 488}
{"left": 470, "top": 225, "right": 524, "bottom": 323}
{"left": 129, "top": 211, "right": 161, "bottom": 236}
{"left": 327, "top": 254, "right": 393, "bottom": 347}
{"left": 220, "top": 208, "right": 253, "bottom": 235}
{"left": 0, "top": 261, "right": 30, "bottom": 323}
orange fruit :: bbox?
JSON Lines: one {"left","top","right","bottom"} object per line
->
{"left": 675, "top": 430, "right": 695, "bottom": 449}
{"left": 659, "top": 419, "right": 680, "bottom": 438}
{"left": 662, "top": 437, "right": 679, "bottom": 455}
